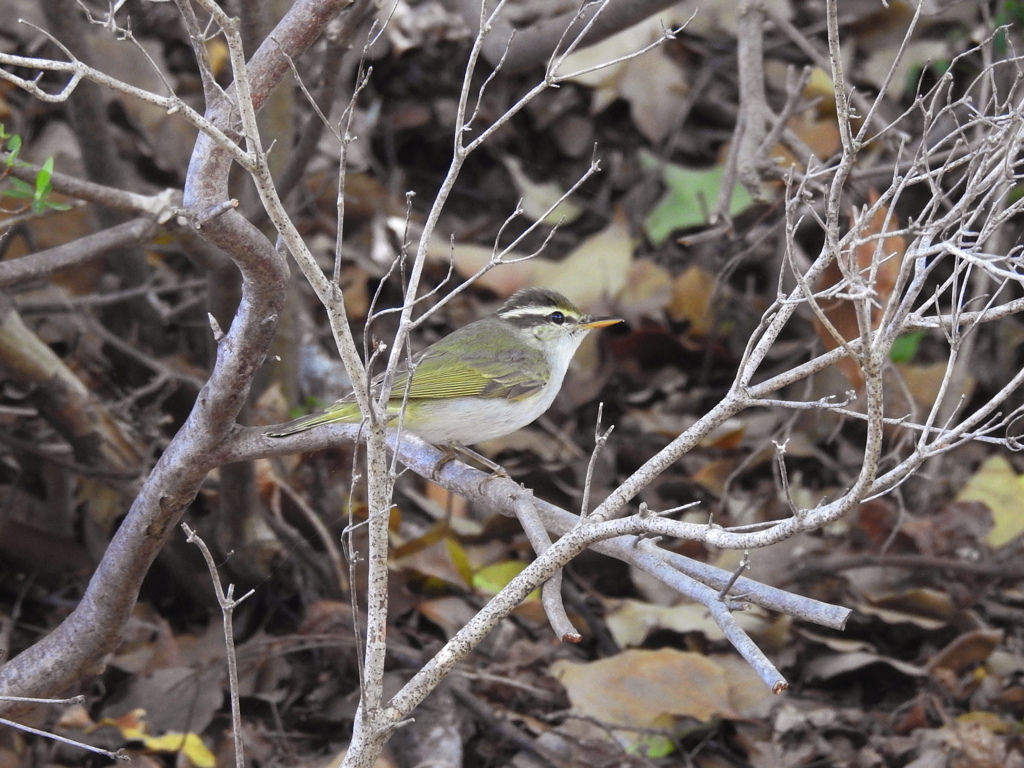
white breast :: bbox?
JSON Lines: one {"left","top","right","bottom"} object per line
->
{"left": 405, "top": 393, "right": 553, "bottom": 444}
{"left": 405, "top": 329, "right": 587, "bottom": 445}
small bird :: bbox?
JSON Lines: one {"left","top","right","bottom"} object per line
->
{"left": 267, "top": 287, "right": 622, "bottom": 446}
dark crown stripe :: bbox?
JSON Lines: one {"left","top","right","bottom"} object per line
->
{"left": 497, "top": 287, "right": 578, "bottom": 315}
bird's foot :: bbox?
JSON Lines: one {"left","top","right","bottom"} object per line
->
{"left": 431, "top": 443, "right": 509, "bottom": 484}
{"left": 430, "top": 445, "right": 458, "bottom": 480}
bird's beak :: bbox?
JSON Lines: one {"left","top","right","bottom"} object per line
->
{"left": 580, "top": 315, "right": 624, "bottom": 330}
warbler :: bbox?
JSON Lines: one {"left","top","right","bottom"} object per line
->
{"left": 268, "top": 287, "right": 622, "bottom": 445}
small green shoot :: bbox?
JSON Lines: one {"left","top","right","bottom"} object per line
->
{"left": 1, "top": 125, "right": 72, "bottom": 214}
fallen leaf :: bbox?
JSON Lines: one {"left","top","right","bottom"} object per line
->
{"left": 612, "top": 261, "right": 674, "bottom": 327}
{"left": 533, "top": 206, "right": 634, "bottom": 308}
{"left": 501, "top": 156, "right": 583, "bottom": 225}
{"left": 857, "top": 587, "right": 957, "bottom": 629}
{"left": 691, "top": 457, "right": 743, "bottom": 495}
{"left": 802, "top": 650, "right": 926, "bottom": 682}
{"left": 957, "top": 455, "right": 1024, "bottom": 548}
{"left": 927, "top": 629, "right": 1003, "bottom": 676}
{"left": 896, "top": 360, "right": 974, "bottom": 410}
{"left": 615, "top": 46, "right": 689, "bottom": 143}
{"left": 668, "top": 265, "right": 717, "bottom": 336}
{"left": 814, "top": 189, "right": 906, "bottom": 388}
{"left": 418, "top": 596, "right": 479, "bottom": 639}
{"left": 551, "top": 647, "right": 738, "bottom": 728}
{"left": 94, "top": 709, "right": 216, "bottom": 768}
{"left": 472, "top": 560, "right": 540, "bottom": 601}
{"left": 425, "top": 240, "right": 537, "bottom": 296}
{"left": 640, "top": 152, "right": 755, "bottom": 244}
{"left": 391, "top": 525, "right": 471, "bottom": 592}
{"left": 559, "top": 16, "right": 675, "bottom": 112}
{"left": 425, "top": 208, "right": 633, "bottom": 306}
{"left": 142, "top": 732, "right": 216, "bottom": 768}
{"left": 604, "top": 599, "right": 769, "bottom": 648}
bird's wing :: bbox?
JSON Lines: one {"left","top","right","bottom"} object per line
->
{"left": 395, "top": 333, "right": 549, "bottom": 401}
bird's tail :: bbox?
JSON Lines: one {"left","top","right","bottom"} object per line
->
{"left": 266, "top": 401, "right": 362, "bottom": 437}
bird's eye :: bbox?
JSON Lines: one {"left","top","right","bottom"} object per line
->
{"left": 547, "top": 311, "right": 565, "bottom": 325}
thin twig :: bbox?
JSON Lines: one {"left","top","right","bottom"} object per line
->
{"left": 580, "top": 403, "right": 613, "bottom": 519}
{"left": 182, "top": 524, "right": 255, "bottom": 768}
{"left": 0, "top": 713, "right": 128, "bottom": 761}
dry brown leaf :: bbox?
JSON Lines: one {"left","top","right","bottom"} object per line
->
{"left": 500, "top": 156, "right": 583, "bottom": 225}
{"left": 895, "top": 360, "right": 974, "bottom": 410}
{"left": 802, "top": 649, "right": 926, "bottom": 683}
{"left": 927, "top": 629, "right": 1003, "bottom": 677}
{"left": 814, "top": 190, "right": 906, "bottom": 389}
{"left": 784, "top": 110, "right": 842, "bottom": 162}
{"left": 759, "top": 66, "right": 841, "bottom": 169}
{"left": 551, "top": 648, "right": 739, "bottom": 728}
{"left": 668, "top": 265, "right": 716, "bottom": 336}
{"left": 424, "top": 481, "right": 469, "bottom": 519}
{"left": 560, "top": 16, "right": 672, "bottom": 112}
{"left": 417, "top": 596, "right": 480, "bottom": 639}
{"left": 426, "top": 207, "right": 633, "bottom": 308}
{"left": 390, "top": 521, "right": 469, "bottom": 590}
{"left": 691, "top": 457, "right": 742, "bottom": 496}
{"left": 604, "top": 599, "right": 770, "bottom": 648}
{"left": 442, "top": 242, "right": 539, "bottom": 296}
{"left": 957, "top": 455, "right": 1024, "bottom": 549}
{"left": 860, "top": 586, "right": 958, "bottom": 627}
{"left": 533, "top": 206, "right": 633, "bottom": 308}
{"left": 615, "top": 46, "right": 689, "bottom": 143}
{"left": 618, "top": 259, "right": 673, "bottom": 324}
{"left": 945, "top": 715, "right": 1020, "bottom": 768}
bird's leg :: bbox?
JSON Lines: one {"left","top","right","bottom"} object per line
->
{"left": 431, "top": 442, "right": 509, "bottom": 481}
{"left": 455, "top": 443, "right": 509, "bottom": 477}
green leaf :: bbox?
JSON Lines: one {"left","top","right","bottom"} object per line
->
{"left": 41, "top": 199, "right": 73, "bottom": 212}
{"left": 31, "top": 158, "right": 69, "bottom": 212}
{"left": 4, "top": 177, "right": 35, "bottom": 199}
{"left": 626, "top": 732, "right": 675, "bottom": 759}
{"left": 31, "top": 191, "right": 53, "bottom": 214}
{"left": 640, "top": 151, "right": 754, "bottom": 245}
{"left": 471, "top": 561, "right": 539, "bottom": 600}
{"left": 890, "top": 330, "right": 926, "bottom": 363}
{"left": 446, "top": 538, "right": 474, "bottom": 587}
{"left": 4, "top": 133, "right": 21, "bottom": 165}
{"left": 37, "top": 157, "right": 54, "bottom": 190}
